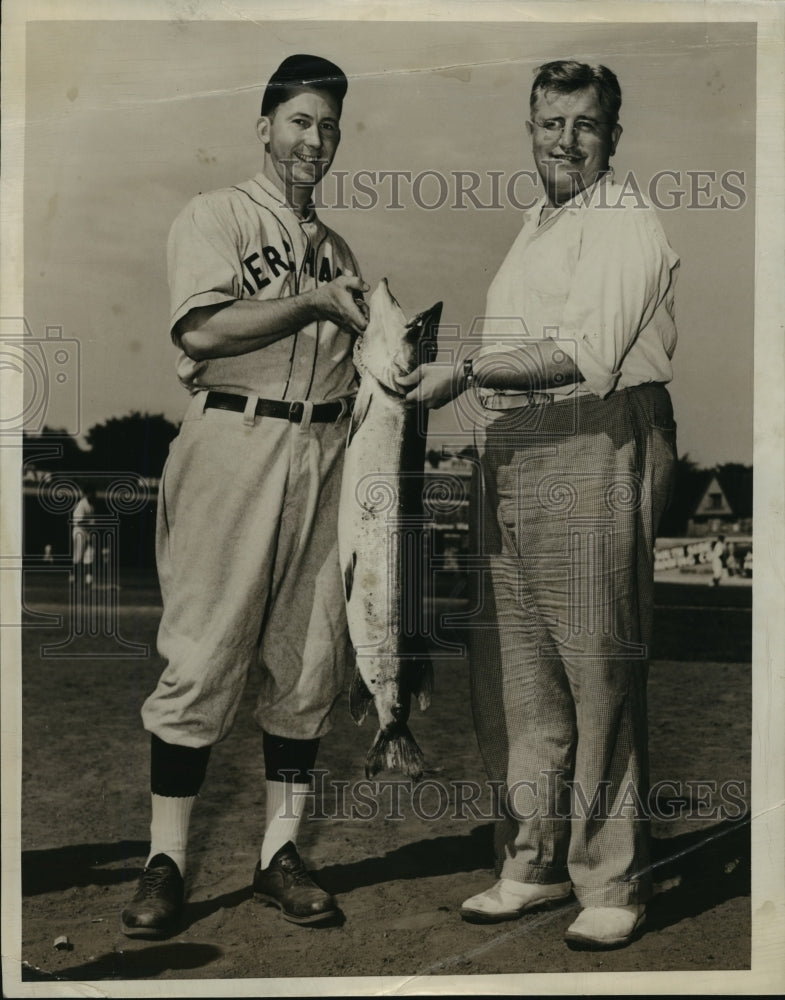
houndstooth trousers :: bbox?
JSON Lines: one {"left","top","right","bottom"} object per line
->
{"left": 469, "top": 383, "right": 677, "bottom": 907}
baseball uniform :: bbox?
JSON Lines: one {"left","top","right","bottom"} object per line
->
{"left": 71, "top": 493, "right": 94, "bottom": 568}
{"left": 142, "top": 171, "right": 361, "bottom": 748}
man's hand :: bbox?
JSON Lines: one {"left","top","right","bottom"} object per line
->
{"left": 311, "top": 275, "right": 370, "bottom": 337}
{"left": 399, "top": 363, "right": 463, "bottom": 409}
{"left": 175, "top": 275, "right": 370, "bottom": 361}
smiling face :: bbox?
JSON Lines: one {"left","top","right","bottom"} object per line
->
{"left": 527, "top": 85, "right": 622, "bottom": 206}
{"left": 257, "top": 87, "right": 341, "bottom": 198}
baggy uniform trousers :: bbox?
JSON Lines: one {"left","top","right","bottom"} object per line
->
{"left": 141, "top": 391, "right": 351, "bottom": 747}
{"left": 470, "top": 383, "right": 677, "bottom": 907}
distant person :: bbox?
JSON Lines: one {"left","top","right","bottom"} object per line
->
{"left": 712, "top": 535, "right": 727, "bottom": 586}
{"left": 403, "top": 59, "right": 679, "bottom": 950}
{"left": 70, "top": 486, "right": 96, "bottom": 586}
{"left": 121, "top": 54, "right": 368, "bottom": 939}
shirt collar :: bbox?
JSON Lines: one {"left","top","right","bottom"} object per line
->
{"left": 529, "top": 169, "right": 616, "bottom": 226}
{"left": 252, "top": 171, "right": 318, "bottom": 224}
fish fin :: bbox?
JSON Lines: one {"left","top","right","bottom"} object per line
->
{"left": 407, "top": 658, "right": 433, "bottom": 712}
{"left": 349, "top": 667, "right": 373, "bottom": 725}
{"left": 343, "top": 550, "right": 356, "bottom": 603}
{"left": 365, "top": 724, "right": 425, "bottom": 783}
{"left": 406, "top": 657, "right": 433, "bottom": 712}
{"left": 347, "top": 385, "right": 372, "bottom": 448}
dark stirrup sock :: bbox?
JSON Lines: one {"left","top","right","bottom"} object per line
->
{"left": 262, "top": 730, "right": 320, "bottom": 784}
{"left": 150, "top": 734, "right": 212, "bottom": 797}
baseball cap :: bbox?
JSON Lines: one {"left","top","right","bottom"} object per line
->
{"left": 261, "top": 54, "right": 349, "bottom": 116}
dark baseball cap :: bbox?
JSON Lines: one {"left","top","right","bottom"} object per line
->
{"left": 261, "top": 54, "right": 349, "bottom": 116}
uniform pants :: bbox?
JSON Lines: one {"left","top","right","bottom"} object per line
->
{"left": 470, "top": 383, "right": 676, "bottom": 907}
{"left": 142, "top": 391, "right": 351, "bottom": 747}
{"left": 72, "top": 526, "right": 93, "bottom": 566}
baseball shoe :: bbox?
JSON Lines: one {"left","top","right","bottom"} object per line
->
{"left": 564, "top": 904, "right": 646, "bottom": 950}
{"left": 460, "top": 878, "right": 572, "bottom": 924}
{"left": 253, "top": 842, "right": 337, "bottom": 925}
{"left": 121, "top": 853, "right": 184, "bottom": 939}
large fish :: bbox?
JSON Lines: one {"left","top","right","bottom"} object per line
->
{"left": 339, "top": 279, "right": 443, "bottom": 781}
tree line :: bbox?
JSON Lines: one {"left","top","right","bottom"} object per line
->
{"left": 23, "top": 412, "right": 180, "bottom": 479}
{"left": 23, "top": 413, "right": 751, "bottom": 539}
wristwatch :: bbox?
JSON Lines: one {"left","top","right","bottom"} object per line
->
{"left": 463, "top": 357, "right": 476, "bottom": 391}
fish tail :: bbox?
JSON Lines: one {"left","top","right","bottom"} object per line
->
{"left": 365, "top": 725, "right": 425, "bottom": 782}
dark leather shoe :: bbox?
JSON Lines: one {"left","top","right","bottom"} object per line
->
{"left": 253, "top": 842, "right": 337, "bottom": 925}
{"left": 121, "top": 853, "right": 184, "bottom": 938}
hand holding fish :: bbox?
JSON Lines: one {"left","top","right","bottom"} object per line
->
{"left": 311, "top": 275, "right": 370, "bottom": 337}
{"left": 399, "top": 362, "right": 463, "bottom": 409}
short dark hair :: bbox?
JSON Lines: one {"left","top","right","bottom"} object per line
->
{"left": 261, "top": 54, "right": 348, "bottom": 117}
{"left": 530, "top": 60, "right": 622, "bottom": 126}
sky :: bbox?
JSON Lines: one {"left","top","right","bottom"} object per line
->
{"left": 19, "top": 17, "right": 757, "bottom": 467}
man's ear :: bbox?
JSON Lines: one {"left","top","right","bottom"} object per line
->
{"left": 525, "top": 119, "right": 534, "bottom": 139}
{"left": 609, "top": 123, "right": 623, "bottom": 157}
{"left": 256, "top": 116, "right": 271, "bottom": 145}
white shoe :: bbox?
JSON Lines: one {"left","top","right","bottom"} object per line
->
{"left": 564, "top": 904, "right": 645, "bottom": 949}
{"left": 460, "top": 878, "right": 572, "bottom": 924}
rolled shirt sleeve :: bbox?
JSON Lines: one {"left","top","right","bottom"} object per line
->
{"left": 560, "top": 204, "right": 680, "bottom": 398}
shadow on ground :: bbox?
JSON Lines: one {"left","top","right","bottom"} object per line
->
{"left": 22, "top": 840, "right": 149, "bottom": 895}
{"left": 22, "top": 814, "right": 750, "bottom": 913}
{"left": 21, "top": 815, "right": 749, "bottom": 981}
{"left": 647, "top": 816, "right": 751, "bottom": 929}
{"left": 22, "top": 943, "right": 224, "bottom": 982}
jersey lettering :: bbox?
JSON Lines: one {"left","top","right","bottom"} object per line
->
{"left": 318, "top": 256, "right": 333, "bottom": 284}
{"left": 262, "top": 244, "right": 290, "bottom": 277}
{"left": 242, "top": 252, "right": 271, "bottom": 294}
{"left": 282, "top": 240, "right": 296, "bottom": 272}
{"left": 242, "top": 241, "right": 349, "bottom": 296}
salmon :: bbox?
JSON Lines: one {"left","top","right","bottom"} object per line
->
{"left": 339, "top": 279, "right": 443, "bottom": 781}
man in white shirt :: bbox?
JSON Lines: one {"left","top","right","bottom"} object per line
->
{"left": 402, "top": 59, "right": 679, "bottom": 950}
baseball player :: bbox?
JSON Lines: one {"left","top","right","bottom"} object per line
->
{"left": 121, "top": 54, "right": 369, "bottom": 938}
{"left": 70, "top": 485, "right": 95, "bottom": 586}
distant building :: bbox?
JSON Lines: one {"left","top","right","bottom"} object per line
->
{"left": 687, "top": 468, "right": 753, "bottom": 536}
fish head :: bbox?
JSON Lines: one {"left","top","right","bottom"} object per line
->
{"left": 354, "top": 279, "right": 442, "bottom": 393}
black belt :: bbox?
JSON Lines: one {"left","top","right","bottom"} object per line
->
{"left": 204, "top": 390, "right": 352, "bottom": 423}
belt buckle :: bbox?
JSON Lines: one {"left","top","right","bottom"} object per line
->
{"left": 287, "top": 401, "right": 304, "bottom": 423}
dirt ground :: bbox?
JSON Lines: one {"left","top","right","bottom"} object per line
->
{"left": 14, "top": 571, "right": 752, "bottom": 992}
